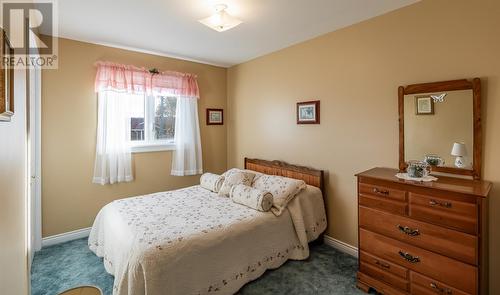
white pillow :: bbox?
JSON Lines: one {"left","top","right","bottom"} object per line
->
{"left": 200, "top": 173, "right": 224, "bottom": 193}
{"left": 223, "top": 168, "right": 263, "bottom": 184}
{"left": 219, "top": 171, "right": 256, "bottom": 197}
{"left": 230, "top": 184, "right": 273, "bottom": 212}
{"left": 252, "top": 174, "right": 306, "bottom": 216}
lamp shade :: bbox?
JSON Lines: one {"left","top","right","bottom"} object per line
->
{"left": 199, "top": 4, "right": 242, "bottom": 32}
{"left": 451, "top": 142, "right": 467, "bottom": 157}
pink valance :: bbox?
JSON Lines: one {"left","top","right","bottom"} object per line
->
{"left": 94, "top": 61, "right": 200, "bottom": 98}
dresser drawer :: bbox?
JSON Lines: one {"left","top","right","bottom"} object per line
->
{"left": 357, "top": 272, "right": 408, "bottom": 295}
{"left": 359, "top": 206, "right": 478, "bottom": 265}
{"left": 359, "top": 194, "right": 407, "bottom": 215}
{"left": 359, "top": 229, "right": 477, "bottom": 294}
{"left": 411, "top": 272, "right": 471, "bottom": 295}
{"left": 360, "top": 251, "right": 408, "bottom": 279}
{"left": 360, "top": 262, "right": 409, "bottom": 291}
{"left": 409, "top": 193, "right": 477, "bottom": 234}
{"left": 360, "top": 183, "right": 407, "bottom": 201}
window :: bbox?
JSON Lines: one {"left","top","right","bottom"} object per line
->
{"left": 128, "top": 95, "right": 177, "bottom": 152}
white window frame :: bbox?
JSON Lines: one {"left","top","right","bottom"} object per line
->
{"left": 130, "top": 95, "right": 177, "bottom": 153}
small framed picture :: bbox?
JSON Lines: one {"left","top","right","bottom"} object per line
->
{"left": 206, "top": 108, "right": 223, "bottom": 125}
{"left": 415, "top": 95, "right": 434, "bottom": 115}
{"left": 0, "top": 30, "right": 14, "bottom": 122}
{"left": 297, "top": 100, "right": 320, "bottom": 124}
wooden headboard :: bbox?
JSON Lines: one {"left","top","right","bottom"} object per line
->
{"left": 244, "top": 158, "right": 324, "bottom": 193}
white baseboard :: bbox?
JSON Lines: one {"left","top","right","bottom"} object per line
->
{"left": 41, "top": 227, "right": 91, "bottom": 248}
{"left": 324, "top": 235, "right": 358, "bottom": 258}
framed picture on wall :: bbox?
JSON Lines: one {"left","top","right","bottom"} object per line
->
{"left": 415, "top": 95, "right": 434, "bottom": 115}
{"left": 206, "top": 108, "right": 223, "bottom": 125}
{"left": 297, "top": 100, "right": 320, "bottom": 124}
{"left": 0, "top": 30, "right": 14, "bottom": 122}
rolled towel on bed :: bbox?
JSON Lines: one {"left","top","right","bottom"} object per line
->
{"left": 229, "top": 184, "right": 274, "bottom": 212}
{"left": 200, "top": 173, "right": 225, "bottom": 193}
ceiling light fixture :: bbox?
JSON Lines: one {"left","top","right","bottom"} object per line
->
{"left": 199, "top": 4, "right": 242, "bottom": 32}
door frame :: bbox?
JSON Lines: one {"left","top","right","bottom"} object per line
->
{"left": 27, "top": 32, "right": 42, "bottom": 270}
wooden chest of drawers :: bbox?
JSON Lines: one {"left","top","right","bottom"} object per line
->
{"left": 356, "top": 168, "right": 491, "bottom": 295}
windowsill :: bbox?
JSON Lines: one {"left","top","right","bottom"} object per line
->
{"left": 131, "top": 143, "right": 176, "bottom": 153}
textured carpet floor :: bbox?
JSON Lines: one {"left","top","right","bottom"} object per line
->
{"left": 31, "top": 238, "right": 364, "bottom": 295}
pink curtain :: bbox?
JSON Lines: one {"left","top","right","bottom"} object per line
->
{"left": 94, "top": 61, "right": 200, "bottom": 98}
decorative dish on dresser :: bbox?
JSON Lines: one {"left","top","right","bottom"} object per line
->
{"left": 356, "top": 78, "right": 492, "bottom": 295}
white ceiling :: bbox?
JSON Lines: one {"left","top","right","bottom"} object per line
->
{"left": 55, "top": 0, "right": 419, "bottom": 67}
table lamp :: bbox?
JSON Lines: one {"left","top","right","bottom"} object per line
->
{"left": 451, "top": 142, "right": 467, "bottom": 168}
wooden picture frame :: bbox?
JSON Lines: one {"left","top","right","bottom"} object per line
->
{"left": 0, "top": 30, "right": 14, "bottom": 122}
{"left": 297, "top": 100, "right": 320, "bottom": 124}
{"left": 206, "top": 108, "right": 223, "bottom": 125}
{"left": 398, "top": 78, "right": 482, "bottom": 180}
{"left": 415, "top": 95, "right": 434, "bottom": 115}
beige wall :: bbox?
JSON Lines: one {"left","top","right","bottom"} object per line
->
{"left": 404, "top": 90, "right": 473, "bottom": 167}
{"left": 227, "top": 0, "right": 500, "bottom": 292}
{"left": 42, "top": 38, "right": 227, "bottom": 237}
{"left": 0, "top": 69, "right": 29, "bottom": 294}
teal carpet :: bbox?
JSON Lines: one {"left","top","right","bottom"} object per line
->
{"left": 31, "top": 238, "right": 364, "bottom": 295}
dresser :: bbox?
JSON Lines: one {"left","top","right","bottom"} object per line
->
{"left": 356, "top": 168, "right": 491, "bottom": 295}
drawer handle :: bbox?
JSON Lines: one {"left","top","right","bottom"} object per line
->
{"left": 430, "top": 282, "right": 452, "bottom": 294}
{"left": 398, "top": 251, "right": 420, "bottom": 263}
{"left": 397, "top": 224, "right": 420, "bottom": 236}
{"left": 429, "top": 199, "right": 452, "bottom": 208}
{"left": 373, "top": 188, "right": 390, "bottom": 195}
{"left": 374, "top": 259, "right": 390, "bottom": 269}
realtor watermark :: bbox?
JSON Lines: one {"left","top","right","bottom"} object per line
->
{"left": 1, "top": 0, "right": 58, "bottom": 69}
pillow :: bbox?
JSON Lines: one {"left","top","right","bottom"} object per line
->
{"left": 218, "top": 171, "right": 256, "bottom": 197}
{"left": 252, "top": 175, "right": 306, "bottom": 216}
{"left": 200, "top": 173, "right": 224, "bottom": 193}
{"left": 230, "top": 184, "right": 273, "bottom": 212}
{"left": 223, "top": 168, "right": 263, "bottom": 184}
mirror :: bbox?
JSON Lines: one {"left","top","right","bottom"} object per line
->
{"left": 398, "top": 79, "right": 482, "bottom": 180}
{"left": 404, "top": 90, "right": 473, "bottom": 168}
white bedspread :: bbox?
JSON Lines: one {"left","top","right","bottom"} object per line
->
{"left": 89, "top": 185, "right": 326, "bottom": 295}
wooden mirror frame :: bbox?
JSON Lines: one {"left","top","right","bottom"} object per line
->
{"left": 398, "top": 78, "right": 482, "bottom": 180}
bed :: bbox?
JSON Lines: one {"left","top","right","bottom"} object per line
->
{"left": 89, "top": 158, "right": 327, "bottom": 295}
